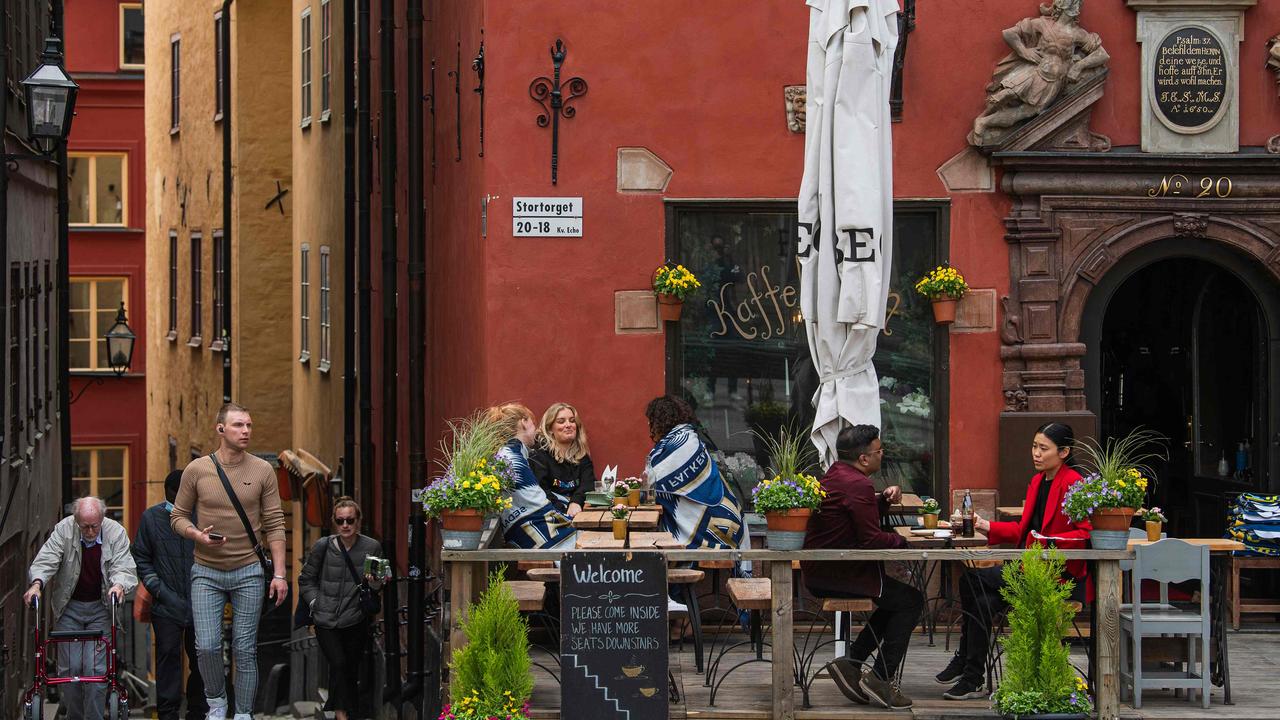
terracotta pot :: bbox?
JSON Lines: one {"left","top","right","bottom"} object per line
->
{"left": 1146, "top": 520, "right": 1163, "bottom": 542}
{"left": 766, "top": 508, "right": 813, "bottom": 533}
{"left": 656, "top": 293, "right": 684, "bottom": 322}
{"left": 922, "top": 513, "right": 939, "bottom": 529}
{"left": 627, "top": 488, "right": 641, "bottom": 507}
{"left": 931, "top": 298, "right": 958, "bottom": 324}
{"left": 441, "top": 509, "right": 484, "bottom": 532}
{"left": 612, "top": 518, "right": 628, "bottom": 540}
{"left": 1089, "top": 507, "right": 1136, "bottom": 532}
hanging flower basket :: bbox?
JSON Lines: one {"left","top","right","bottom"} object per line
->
{"left": 656, "top": 293, "right": 684, "bottom": 322}
{"left": 931, "top": 297, "right": 959, "bottom": 324}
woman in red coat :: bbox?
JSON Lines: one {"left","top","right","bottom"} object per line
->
{"left": 937, "top": 422, "right": 1092, "bottom": 700}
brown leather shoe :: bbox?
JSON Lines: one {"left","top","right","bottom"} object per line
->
{"left": 828, "top": 658, "right": 869, "bottom": 705}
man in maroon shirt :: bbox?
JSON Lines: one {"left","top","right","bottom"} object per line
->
{"left": 802, "top": 424, "right": 922, "bottom": 710}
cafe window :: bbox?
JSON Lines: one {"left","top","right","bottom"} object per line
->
{"left": 69, "top": 278, "right": 127, "bottom": 371}
{"left": 120, "top": 4, "right": 144, "bottom": 69}
{"left": 664, "top": 201, "right": 950, "bottom": 507}
{"left": 71, "top": 446, "right": 128, "bottom": 525}
{"left": 68, "top": 154, "right": 127, "bottom": 226}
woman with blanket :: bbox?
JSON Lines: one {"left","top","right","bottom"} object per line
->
{"left": 489, "top": 403, "right": 577, "bottom": 550}
{"left": 643, "top": 395, "right": 744, "bottom": 549}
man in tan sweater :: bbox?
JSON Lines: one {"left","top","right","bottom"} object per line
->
{"left": 171, "top": 403, "right": 286, "bottom": 720}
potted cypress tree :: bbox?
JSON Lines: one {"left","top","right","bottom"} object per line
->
{"left": 991, "top": 548, "right": 1092, "bottom": 719}
{"left": 442, "top": 570, "right": 534, "bottom": 720}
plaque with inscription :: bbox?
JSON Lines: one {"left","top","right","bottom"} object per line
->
{"left": 561, "top": 552, "right": 668, "bottom": 719}
{"left": 1153, "top": 27, "right": 1227, "bottom": 131}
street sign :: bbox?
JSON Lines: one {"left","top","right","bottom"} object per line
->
{"left": 513, "top": 197, "right": 583, "bottom": 237}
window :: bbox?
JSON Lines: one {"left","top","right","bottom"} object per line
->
{"left": 28, "top": 265, "right": 38, "bottom": 425}
{"left": 299, "top": 243, "right": 310, "bottom": 362}
{"left": 68, "top": 154, "right": 127, "bottom": 226}
{"left": 664, "top": 201, "right": 950, "bottom": 506}
{"left": 319, "top": 245, "right": 331, "bottom": 371}
{"left": 9, "top": 264, "right": 22, "bottom": 455}
{"left": 43, "top": 261, "right": 51, "bottom": 411}
{"left": 69, "top": 278, "right": 127, "bottom": 372}
{"left": 211, "top": 231, "right": 225, "bottom": 350}
{"left": 170, "top": 35, "right": 181, "bottom": 132}
{"left": 214, "top": 13, "right": 224, "bottom": 119}
{"left": 320, "top": 0, "right": 332, "bottom": 120}
{"left": 120, "top": 4, "right": 144, "bottom": 69}
{"left": 300, "top": 8, "right": 312, "bottom": 127}
{"left": 168, "top": 231, "right": 178, "bottom": 340}
{"left": 22, "top": 264, "right": 30, "bottom": 444}
{"left": 71, "top": 447, "right": 128, "bottom": 525}
{"left": 189, "top": 234, "right": 202, "bottom": 344}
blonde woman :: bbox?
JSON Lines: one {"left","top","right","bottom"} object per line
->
{"left": 529, "top": 402, "right": 597, "bottom": 518}
{"left": 487, "top": 403, "right": 577, "bottom": 549}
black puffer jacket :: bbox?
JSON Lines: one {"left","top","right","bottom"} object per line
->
{"left": 299, "top": 534, "right": 382, "bottom": 629}
{"left": 131, "top": 502, "right": 196, "bottom": 624}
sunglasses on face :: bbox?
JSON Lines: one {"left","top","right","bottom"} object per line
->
{"left": 334, "top": 517, "right": 358, "bottom": 526}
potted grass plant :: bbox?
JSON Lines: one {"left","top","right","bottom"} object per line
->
{"left": 992, "top": 548, "right": 1093, "bottom": 719}
{"left": 442, "top": 570, "right": 534, "bottom": 720}
{"left": 422, "top": 411, "right": 515, "bottom": 550}
{"left": 751, "top": 425, "right": 824, "bottom": 550}
{"left": 914, "top": 264, "right": 970, "bottom": 324}
{"left": 653, "top": 262, "right": 701, "bottom": 321}
{"left": 1062, "top": 428, "right": 1166, "bottom": 550}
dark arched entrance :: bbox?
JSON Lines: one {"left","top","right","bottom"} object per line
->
{"left": 1082, "top": 238, "right": 1280, "bottom": 537}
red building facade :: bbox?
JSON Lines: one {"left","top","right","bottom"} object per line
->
{"left": 65, "top": 1, "right": 146, "bottom": 531}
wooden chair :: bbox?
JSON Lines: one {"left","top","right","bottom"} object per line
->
{"left": 1120, "top": 539, "right": 1212, "bottom": 708}
{"left": 795, "top": 596, "right": 877, "bottom": 708}
{"left": 706, "top": 578, "right": 773, "bottom": 705}
{"left": 1229, "top": 555, "right": 1280, "bottom": 629}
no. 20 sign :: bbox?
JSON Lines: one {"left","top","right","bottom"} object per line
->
{"left": 513, "top": 197, "right": 583, "bottom": 237}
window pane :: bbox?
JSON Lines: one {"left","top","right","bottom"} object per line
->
{"left": 95, "top": 157, "right": 125, "bottom": 224}
{"left": 71, "top": 449, "right": 92, "bottom": 477}
{"left": 69, "top": 309, "right": 90, "bottom": 341}
{"left": 69, "top": 280, "right": 90, "bottom": 310}
{"left": 69, "top": 340, "right": 90, "bottom": 369}
{"left": 122, "top": 8, "right": 145, "bottom": 66}
{"left": 68, "top": 156, "right": 90, "bottom": 224}
{"left": 98, "top": 449, "right": 126, "bottom": 479}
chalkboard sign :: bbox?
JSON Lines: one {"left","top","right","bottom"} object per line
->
{"left": 1154, "top": 26, "right": 1226, "bottom": 130}
{"left": 560, "top": 552, "right": 668, "bottom": 719}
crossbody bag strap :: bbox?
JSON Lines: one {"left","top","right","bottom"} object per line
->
{"left": 336, "top": 536, "right": 364, "bottom": 587}
{"left": 208, "top": 453, "right": 269, "bottom": 570}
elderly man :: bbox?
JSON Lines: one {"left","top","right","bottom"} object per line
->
{"left": 24, "top": 497, "right": 138, "bottom": 720}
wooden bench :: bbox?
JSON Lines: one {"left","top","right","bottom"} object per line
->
{"left": 819, "top": 597, "right": 875, "bottom": 613}
{"left": 1231, "top": 555, "right": 1280, "bottom": 629}
{"left": 517, "top": 560, "right": 555, "bottom": 572}
{"left": 526, "top": 567, "right": 560, "bottom": 583}
{"left": 505, "top": 580, "right": 547, "bottom": 612}
{"left": 727, "top": 578, "right": 772, "bottom": 611}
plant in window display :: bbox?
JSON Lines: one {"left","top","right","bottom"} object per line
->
{"left": 653, "top": 262, "right": 701, "bottom": 322}
{"left": 914, "top": 264, "right": 970, "bottom": 324}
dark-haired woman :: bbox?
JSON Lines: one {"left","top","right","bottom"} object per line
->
{"left": 936, "top": 422, "right": 1092, "bottom": 701}
{"left": 643, "top": 395, "right": 744, "bottom": 549}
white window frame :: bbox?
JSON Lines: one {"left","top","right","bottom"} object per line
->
{"left": 320, "top": 0, "right": 332, "bottom": 121}
{"left": 170, "top": 34, "right": 181, "bottom": 133}
{"left": 300, "top": 243, "right": 311, "bottom": 363}
{"left": 319, "top": 245, "right": 331, "bottom": 372}
{"left": 71, "top": 446, "right": 130, "bottom": 528}
{"left": 300, "top": 7, "right": 312, "bottom": 128}
{"left": 68, "top": 152, "right": 129, "bottom": 227}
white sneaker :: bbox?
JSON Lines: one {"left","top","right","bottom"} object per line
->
{"left": 205, "top": 704, "right": 227, "bottom": 720}
{"left": 232, "top": 714, "right": 253, "bottom": 720}
{"left": 668, "top": 598, "right": 688, "bottom": 614}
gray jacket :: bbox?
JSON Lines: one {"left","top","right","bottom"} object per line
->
{"left": 298, "top": 534, "right": 382, "bottom": 629}
{"left": 29, "top": 515, "right": 138, "bottom": 619}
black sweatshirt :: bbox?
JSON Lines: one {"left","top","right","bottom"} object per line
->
{"left": 528, "top": 447, "right": 596, "bottom": 510}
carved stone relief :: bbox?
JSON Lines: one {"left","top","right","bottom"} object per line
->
{"left": 784, "top": 85, "right": 806, "bottom": 134}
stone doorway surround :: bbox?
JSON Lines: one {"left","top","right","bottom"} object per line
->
{"left": 990, "top": 148, "right": 1280, "bottom": 499}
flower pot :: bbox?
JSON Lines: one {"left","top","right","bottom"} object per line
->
{"left": 1089, "top": 507, "right": 1135, "bottom": 532}
{"left": 627, "top": 488, "right": 641, "bottom": 507}
{"left": 440, "top": 509, "right": 485, "bottom": 550}
{"left": 931, "top": 297, "right": 958, "bottom": 324}
{"left": 1145, "top": 520, "right": 1163, "bottom": 542}
{"left": 656, "top": 293, "right": 684, "bottom": 322}
{"left": 765, "top": 508, "right": 812, "bottom": 550}
{"left": 612, "top": 518, "right": 628, "bottom": 540}
{"left": 1000, "top": 714, "right": 1088, "bottom": 720}
{"left": 922, "top": 513, "right": 939, "bottom": 529}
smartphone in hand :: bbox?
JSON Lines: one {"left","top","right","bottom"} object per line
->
{"left": 207, "top": 532, "right": 226, "bottom": 542}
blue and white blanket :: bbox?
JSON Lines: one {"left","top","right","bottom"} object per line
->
{"left": 646, "top": 424, "right": 744, "bottom": 549}
{"left": 497, "top": 439, "right": 577, "bottom": 550}
{"left": 1228, "top": 493, "right": 1280, "bottom": 556}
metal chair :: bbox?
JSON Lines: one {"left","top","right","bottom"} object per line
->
{"left": 1119, "top": 539, "right": 1212, "bottom": 708}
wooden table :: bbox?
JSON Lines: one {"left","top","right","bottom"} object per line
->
{"left": 887, "top": 492, "right": 924, "bottom": 515}
{"left": 996, "top": 505, "right": 1024, "bottom": 521}
{"left": 575, "top": 530, "right": 684, "bottom": 550}
{"left": 443, "top": 545, "right": 1131, "bottom": 720}
{"left": 894, "top": 526, "right": 988, "bottom": 549}
{"left": 571, "top": 508, "right": 660, "bottom": 530}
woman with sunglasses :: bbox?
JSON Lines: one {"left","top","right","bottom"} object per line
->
{"left": 299, "top": 497, "right": 384, "bottom": 720}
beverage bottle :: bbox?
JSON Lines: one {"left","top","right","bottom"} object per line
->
{"left": 961, "top": 489, "right": 975, "bottom": 538}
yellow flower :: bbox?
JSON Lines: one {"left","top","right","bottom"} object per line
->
{"left": 462, "top": 480, "right": 471, "bottom": 489}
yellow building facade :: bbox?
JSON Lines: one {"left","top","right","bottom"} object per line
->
{"left": 144, "top": 0, "right": 294, "bottom": 493}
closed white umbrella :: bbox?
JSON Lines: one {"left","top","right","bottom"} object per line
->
{"left": 799, "top": 0, "right": 899, "bottom": 469}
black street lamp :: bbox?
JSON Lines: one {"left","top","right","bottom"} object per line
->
{"left": 104, "top": 303, "right": 135, "bottom": 376}
{"left": 21, "top": 38, "right": 78, "bottom": 156}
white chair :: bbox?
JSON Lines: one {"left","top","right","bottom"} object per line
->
{"left": 1119, "top": 539, "right": 1211, "bottom": 708}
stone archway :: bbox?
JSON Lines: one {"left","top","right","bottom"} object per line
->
{"left": 992, "top": 150, "right": 1280, "bottom": 500}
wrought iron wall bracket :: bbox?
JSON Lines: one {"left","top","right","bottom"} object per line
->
{"left": 529, "top": 38, "right": 587, "bottom": 185}
{"left": 472, "top": 32, "right": 485, "bottom": 158}
{"left": 448, "top": 44, "right": 461, "bottom": 162}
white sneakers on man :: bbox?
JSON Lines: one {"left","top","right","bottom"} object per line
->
{"left": 204, "top": 705, "right": 226, "bottom": 720}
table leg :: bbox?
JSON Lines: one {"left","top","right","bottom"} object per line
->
{"left": 770, "top": 561, "right": 795, "bottom": 720}
{"left": 448, "top": 561, "right": 486, "bottom": 655}
{"left": 1210, "top": 554, "right": 1232, "bottom": 705}
{"left": 1095, "top": 559, "right": 1121, "bottom": 720}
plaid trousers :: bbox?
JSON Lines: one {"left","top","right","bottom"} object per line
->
{"left": 191, "top": 561, "right": 265, "bottom": 715}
